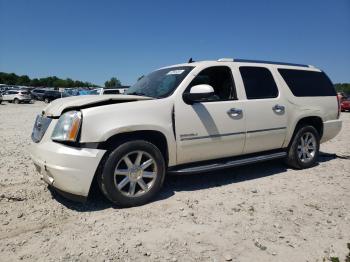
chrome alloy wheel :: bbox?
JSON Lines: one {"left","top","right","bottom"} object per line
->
{"left": 297, "top": 132, "right": 316, "bottom": 163}
{"left": 114, "top": 151, "right": 157, "bottom": 197}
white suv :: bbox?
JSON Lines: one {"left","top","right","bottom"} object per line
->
{"left": 30, "top": 58, "right": 342, "bottom": 207}
{"left": 2, "top": 89, "right": 32, "bottom": 103}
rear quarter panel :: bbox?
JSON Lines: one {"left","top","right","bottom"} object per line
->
{"left": 273, "top": 67, "right": 339, "bottom": 147}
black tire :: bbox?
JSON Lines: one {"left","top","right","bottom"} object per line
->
{"left": 285, "top": 125, "right": 320, "bottom": 169}
{"left": 99, "top": 140, "right": 166, "bottom": 207}
{"left": 14, "top": 98, "right": 20, "bottom": 104}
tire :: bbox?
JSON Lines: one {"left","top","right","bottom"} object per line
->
{"left": 285, "top": 125, "right": 320, "bottom": 169}
{"left": 14, "top": 98, "right": 19, "bottom": 104}
{"left": 99, "top": 140, "right": 166, "bottom": 207}
{"left": 44, "top": 98, "right": 50, "bottom": 103}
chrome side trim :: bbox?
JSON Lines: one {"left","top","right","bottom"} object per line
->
{"left": 180, "top": 127, "right": 286, "bottom": 141}
{"left": 169, "top": 152, "right": 287, "bottom": 174}
{"left": 180, "top": 131, "right": 245, "bottom": 141}
{"left": 246, "top": 127, "right": 286, "bottom": 134}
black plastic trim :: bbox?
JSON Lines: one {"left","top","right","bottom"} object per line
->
{"left": 168, "top": 149, "right": 287, "bottom": 175}
{"left": 51, "top": 186, "right": 87, "bottom": 203}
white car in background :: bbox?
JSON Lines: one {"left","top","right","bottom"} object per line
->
{"left": 30, "top": 58, "right": 342, "bottom": 207}
{"left": 2, "top": 89, "right": 32, "bottom": 103}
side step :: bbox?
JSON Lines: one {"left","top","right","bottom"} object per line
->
{"left": 168, "top": 151, "right": 287, "bottom": 175}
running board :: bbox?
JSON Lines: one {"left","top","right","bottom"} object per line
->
{"left": 168, "top": 151, "right": 287, "bottom": 175}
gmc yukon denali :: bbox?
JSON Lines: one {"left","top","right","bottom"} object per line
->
{"left": 30, "top": 58, "right": 342, "bottom": 207}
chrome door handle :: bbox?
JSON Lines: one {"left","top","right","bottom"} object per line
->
{"left": 227, "top": 108, "right": 242, "bottom": 118}
{"left": 273, "top": 104, "right": 285, "bottom": 113}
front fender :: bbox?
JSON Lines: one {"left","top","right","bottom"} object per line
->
{"left": 79, "top": 99, "right": 177, "bottom": 166}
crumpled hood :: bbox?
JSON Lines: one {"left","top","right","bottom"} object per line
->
{"left": 43, "top": 94, "right": 153, "bottom": 117}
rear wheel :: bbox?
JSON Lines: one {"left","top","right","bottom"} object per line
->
{"left": 14, "top": 98, "right": 19, "bottom": 104}
{"left": 99, "top": 140, "right": 166, "bottom": 207}
{"left": 286, "top": 125, "right": 320, "bottom": 169}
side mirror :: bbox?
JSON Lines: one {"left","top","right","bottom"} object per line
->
{"left": 183, "top": 84, "right": 215, "bottom": 104}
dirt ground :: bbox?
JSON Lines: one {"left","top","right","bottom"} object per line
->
{"left": 0, "top": 101, "right": 349, "bottom": 262}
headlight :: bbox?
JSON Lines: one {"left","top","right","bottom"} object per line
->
{"left": 51, "top": 111, "right": 82, "bottom": 142}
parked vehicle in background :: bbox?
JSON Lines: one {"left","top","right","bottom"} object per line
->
{"left": 42, "top": 90, "right": 62, "bottom": 103}
{"left": 0, "top": 93, "right": 3, "bottom": 104}
{"left": 30, "top": 58, "right": 342, "bottom": 207}
{"left": 2, "top": 90, "right": 32, "bottom": 103}
{"left": 92, "top": 87, "right": 129, "bottom": 95}
{"left": 341, "top": 99, "right": 350, "bottom": 112}
{"left": 0, "top": 86, "right": 16, "bottom": 94}
{"left": 31, "top": 89, "right": 46, "bottom": 100}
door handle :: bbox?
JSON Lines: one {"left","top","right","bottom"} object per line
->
{"left": 272, "top": 104, "right": 285, "bottom": 113}
{"left": 227, "top": 108, "right": 242, "bottom": 118}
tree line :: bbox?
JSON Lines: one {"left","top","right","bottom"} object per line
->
{"left": 0, "top": 72, "right": 99, "bottom": 88}
{"left": 334, "top": 83, "right": 350, "bottom": 94}
{"left": 0, "top": 72, "right": 126, "bottom": 88}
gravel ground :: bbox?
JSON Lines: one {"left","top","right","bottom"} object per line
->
{"left": 0, "top": 101, "right": 349, "bottom": 262}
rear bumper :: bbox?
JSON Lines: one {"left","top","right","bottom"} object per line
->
{"left": 30, "top": 141, "right": 106, "bottom": 198}
{"left": 321, "top": 119, "right": 342, "bottom": 143}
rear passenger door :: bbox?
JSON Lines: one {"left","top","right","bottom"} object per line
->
{"left": 239, "top": 66, "right": 288, "bottom": 154}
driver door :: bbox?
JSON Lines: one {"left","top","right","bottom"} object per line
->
{"left": 175, "top": 66, "right": 246, "bottom": 165}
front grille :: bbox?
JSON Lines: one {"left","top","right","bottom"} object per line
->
{"left": 31, "top": 115, "right": 52, "bottom": 143}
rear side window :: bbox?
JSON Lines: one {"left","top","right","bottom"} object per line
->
{"left": 240, "top": 67, "right": 278, "bottom": 99}
{"left": 278, "top": 69, "right": 336, "bottom": 97}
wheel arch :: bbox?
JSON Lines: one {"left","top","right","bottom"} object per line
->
{"left": 98, "top": 130, "right": 170, "bottom": 166}
{"left": 286, "top": 116, "right": 323, "bottom": 148}
{"left": 88, "top": 130, "right": 170, "bottom": 199}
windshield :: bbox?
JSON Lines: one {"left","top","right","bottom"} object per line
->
{"left": 126, "top": 66, "right": 194, "bottom": 98}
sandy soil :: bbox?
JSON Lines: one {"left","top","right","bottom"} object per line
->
{"left": 0, "top": 101, "right": 349, "bottom": 262}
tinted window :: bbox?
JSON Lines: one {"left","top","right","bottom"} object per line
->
{"left": 104, "top": 90, "right": 120, "bottom": 94}
{"left": 278, "top": 69, "right": 336, "bottom": 97}
{"left": 187, "top": 66, "right": 236, "bottom": 101}
{"left": 46, "top": 91, "right": 60, "bottom": 95}
{"left": 240, "top": 67, "right": 278, "bottom": 99}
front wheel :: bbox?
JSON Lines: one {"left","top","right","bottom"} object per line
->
{"left": 14, "top": 98, "right": 20, "bottom": 104}
{"left": 285, "top": 125, "right": 320, "bottom": 169}
{"left": 99, "top": 140, "right": 166, "bottom": 207}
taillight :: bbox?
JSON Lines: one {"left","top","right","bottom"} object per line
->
{"left": 336, "top": 96, "right": 341, "bottom": 119}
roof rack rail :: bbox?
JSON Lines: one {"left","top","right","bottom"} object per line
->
{"left": 234, "top": 59, "right": 310, "bottom": 68}
{"left": 217, "top": 58, "right": 234, "bottom": 62}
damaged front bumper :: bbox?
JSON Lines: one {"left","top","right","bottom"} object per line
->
{"left": 30, "top": 139, "right": 106, "bottom": 201}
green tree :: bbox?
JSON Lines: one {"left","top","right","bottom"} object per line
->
{"left": 335, "top": 83, "right": 350, "bottom": 94}
{"left": 0, "top": 72, "right": 98, "bottom": 88}
{"left": 105, "top": 77, "right": 122, "bottom": 88}
{"left": 17, "top": 75, "right": 31, "bottom": 86}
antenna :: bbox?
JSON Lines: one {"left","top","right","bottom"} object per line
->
{"left": 188, "top": 58, "right": 194, "bottom": 63}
